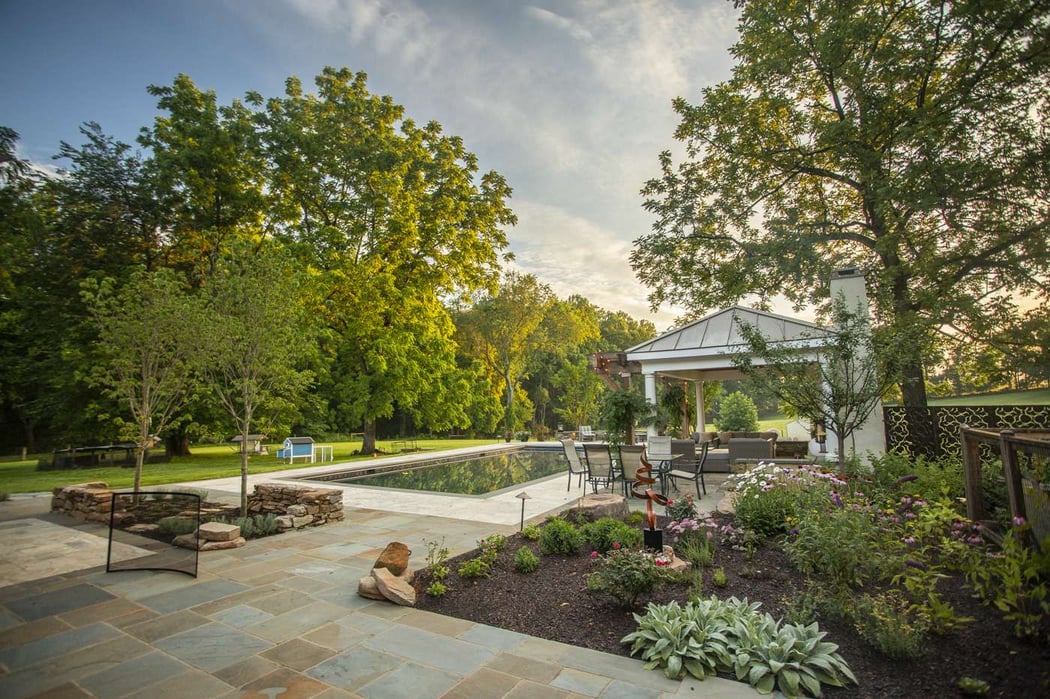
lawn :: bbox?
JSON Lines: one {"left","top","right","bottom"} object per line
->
{"left": 0, "top": 438, "right": 496, "bottom": 494}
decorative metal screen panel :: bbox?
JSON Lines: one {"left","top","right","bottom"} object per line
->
{"left": 106, "top": 491, "right": 200, "bottom": 577}
{"left": 885, "top": 405, "right": 1050, "bottom": 460}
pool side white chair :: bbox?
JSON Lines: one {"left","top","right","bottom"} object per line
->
{"left": 578, "top": 425, "right": 597, "bottom": 441}
{"left": 645, "top": 436, "right": 674, "bottom": 494}
{"left": 560, "top": 438, "right": 588, "bottom": 491}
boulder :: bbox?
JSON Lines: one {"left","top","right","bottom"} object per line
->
{"left": 572, "top": 493, "right": 630, "bottom": 521}
{"left": 372, "top": 567, "right": 416, "bottom": 606}
{"left": 198, "top": 522, "right": 240, "bottom": 542}
{"left": 373, "top": 542, "right": 411, "bottom": 576}
{"left": 357, "top": 575, "right": 387, "bottom": 601}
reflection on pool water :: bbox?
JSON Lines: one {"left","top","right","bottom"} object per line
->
{"left": 314, "top": 448, "right": 567, "bottom": 495}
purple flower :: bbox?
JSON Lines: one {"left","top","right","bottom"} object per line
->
{"left": 903, "top": 536, "right": 917, "bottom": 545}
{"left": 788, "top": 528, "right": 799, "bottom": 536}
{"left": 1013, "top": 516, "right": 1027, "bottom": 527}
{"left": 830, "top": 491, "right": 843, "bottom": 508}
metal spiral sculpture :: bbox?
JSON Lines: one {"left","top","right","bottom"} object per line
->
{"left": 631, "top": 450, "right": 668, "bottom": 531}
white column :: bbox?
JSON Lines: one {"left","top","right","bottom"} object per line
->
{"left": 694, "top": 380, "right": 706, "bottom": 434}
{"left": 644, "top": 372, "right": 658, "bottom": 438}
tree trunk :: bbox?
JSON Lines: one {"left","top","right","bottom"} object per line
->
{"left": 165, "top": 429, "right": 192, "bottom": 457}
{"left": 240, "top": 447, "right": 249, "bottom": 517}
{"left": 361, "top": 420, "right": 377, "bottom": 455}
{"left": 504, "top": 370, "right": 514, "bottom": 437}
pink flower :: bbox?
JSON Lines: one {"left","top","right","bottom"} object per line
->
{"left": 590, "top": 551, "right": 598, "bottom": 559}
{"left": 1013, "top": 516, "right": 1027, "bottom": 527}
{"left": 613, "top": 542, "right": 621, "bottom": 549}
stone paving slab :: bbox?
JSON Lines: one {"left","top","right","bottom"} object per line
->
{"left": 0, "top": 469, "right": 762, "bottom": 699}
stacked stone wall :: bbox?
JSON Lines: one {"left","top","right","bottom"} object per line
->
{"left": 50, "top": 482, "right": 114, "bottom": 523}
{"left": 247, "top": 483, "right": 344, "bottom": 531}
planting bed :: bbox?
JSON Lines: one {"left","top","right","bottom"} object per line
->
{"left": 415, "top": 512, "right": 1049, "bottom": 698}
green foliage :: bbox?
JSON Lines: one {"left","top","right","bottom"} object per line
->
{"left": 521, "top": 523, "right": 542, "bottom": 540}
{"left": 252, "top": 513, "right": 279, "bottom": 537}
{"left": 586, "top": 548, "right": 663, "bottom": 609}
{"left": 963, "top": 525, "right": 1050, "bottom": 639}
{"left": 457, "top": 557, "right": 491, "bottom": 579}
{"left": 477, "top": 533, "right": 508, "bottom": 563}
{"left": 625, "top": 510, "right": 645, "bottom": 526}
{"left": 514, "top": 546, "right": 540, "bottom": 574}
{"left": 957, "top": 677, "right": 991, "bottom": 696}
{"left": 785, "top": 506, "right": 888, "bottom": 593}
{"left": 675, "top": 530, "right": 715, "bottom": 569}
{"left": 157, "top": 516, "right": 197, "bottom": 537}
{"left": 425, "top": 581, "right": 447, "bottom": 597}
{"left": 581, "top": 517, "right": 643, "bottom": 554}
{"left": 633, "top": 0, "right": 1050, "bottom": 406}
{"left": 621, "top": 599, "right": 732, "bottom": 680}
{"left": 424, "top": 537, "right": 451, "bottom": 581}
{"left": 714, "top": 392, "right": 758, "bottom": 432}
{"left": 712, "top": 568, "right": 728, "bottom": 587}
{"left": 598, "top": 388, "right": 655, "bottom": 445}
{"left": 623, "top": 596, "right": 856, "bottom": 697}
{"left": 852, "top": 590, "right": 930, "bottom": 659}
{"left": 538, "top": 517, "right": 584, "bottom": 556}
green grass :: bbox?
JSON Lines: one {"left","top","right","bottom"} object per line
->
{"left": 0, "top": 438, "right": 496, "bottom": 494}
{"left": 925, "top": 388, "right": 1050, "bottom": 407}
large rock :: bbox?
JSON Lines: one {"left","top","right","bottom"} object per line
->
{"left": 198, "top": 522, "right": 240, "bottom": 542}
{"left": 172, "top": 532, "right": 246, "bottom": 550}
{"left": 357, "top": 575, "right": 387, "bottom": 601}
{"left": 572, "top": 493, "right": 630, "bottom": 521}
{"left": 373, "top": 542, "right": 411, "bottom": 576}
{"left": 372, "top": 567, "right": 416, "bottom": 606}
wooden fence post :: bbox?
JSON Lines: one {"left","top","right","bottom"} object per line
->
{"left": 960, "top": 425, "right": 985, "bottom": 522}
{"left": 999, "top": 429, "right": 1026, "bottom": 525}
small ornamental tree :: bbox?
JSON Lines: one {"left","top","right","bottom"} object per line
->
{"left": 83, "top": 268, "right": 201, "bottom": 494}
{"left": 715, "top": 391, "right": 759, "bottom": 432}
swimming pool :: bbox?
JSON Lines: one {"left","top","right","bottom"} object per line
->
{"left": 307, "top": 447, "right": 567, "bottom": 495}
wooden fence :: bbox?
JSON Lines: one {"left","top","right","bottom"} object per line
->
{"left": 961, "top": 427, "right": 1050, "bottom": 543}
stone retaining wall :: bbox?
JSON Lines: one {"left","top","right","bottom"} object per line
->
{"left": 50, "top": 482, "right": 113, "bottom": 522}
{"left": 247, "top": 483, "right": 344, "bottom": 531}
{"left": 51, "top": 481, "right": 344, "bottom": 534}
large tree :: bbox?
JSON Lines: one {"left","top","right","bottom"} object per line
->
{"left": 456, "top": 272, "right": 556, "bottom": 437}
{"left": 257, "top": 68, "right": 515, "bottom": 453}
{"left": 634, "top": 0, "right": 1050, "bottom": 411}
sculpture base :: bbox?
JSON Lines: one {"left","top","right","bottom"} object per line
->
{"left": 643, "top": 528, "right": 663, "bottom": 551}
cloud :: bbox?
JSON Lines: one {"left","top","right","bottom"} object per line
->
{"left": 508, "top": 199, "right": 679, "bottom": 327}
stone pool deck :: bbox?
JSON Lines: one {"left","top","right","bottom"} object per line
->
{"left": 0, "top": 452, "right": 760, "bottom": 699}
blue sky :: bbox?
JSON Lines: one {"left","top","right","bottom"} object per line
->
{"left": 0, "top": 0, "right": 739, "bottom": 327}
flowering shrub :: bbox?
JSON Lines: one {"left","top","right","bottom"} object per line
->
{"left": 586, "top": 547, "right": 664, "bottom": 608}
{"left": 665, "top": 492, "right": 698, "bottom": 521}
{"left": 729, "top": 463, "right": 837, "bottom": 537}
{"left": 668, "top": 516, "right": 718, "bottom": 567}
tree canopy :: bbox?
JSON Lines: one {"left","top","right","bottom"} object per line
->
{"left": 634, "top": 0, "right": 1050, "bottom": 408}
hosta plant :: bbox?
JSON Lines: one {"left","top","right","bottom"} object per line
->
{"left": 732, "top": 619, "right": 857, "bottom": 698}
{"left": 621, "top": 600, "right": 732, "bottom": 680}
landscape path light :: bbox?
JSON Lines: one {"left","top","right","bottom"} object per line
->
{"left": 515, "top": 491, "right": 531, "bottom": 531}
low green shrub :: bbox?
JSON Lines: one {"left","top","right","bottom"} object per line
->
{"left": 785, "top": 505, "right": 888, "bottom": 592}
{"left": 586, "top": 548, "right": 663, "bottom": 608}
{"left": 514, "top": 546, "right": 540, "bottom": 574}
{"left": 425, "top": 581, "right": 447, "bottom": 597}
{"left": 539, "top": 517, "right": 584, "bottom": 556}
{"left": 581, "top": 517, "right": 642, "bottom": 554}
{"left": 253, "top": 512, "right": 279, "bottom": 536}
{"left": 712, "top": 567, "right": 728, "bottom": 587}
{"left": 477, "top": 533, "right": 508, "bottom": 563}
{"left": 157, "top": 516, "right": 197, "bottom": 537}
{"left": 522, "top": 523, "right": 542, "bottom": 540}
{"left": 852, "top": 590, "right": 929, "bottom": 659}
{"left": 457, "top": 557, "right": 491, "bottom": 579}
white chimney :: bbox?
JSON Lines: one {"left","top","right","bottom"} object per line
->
{"left": 826, "top": 267, "right": 885, "bottom": 463}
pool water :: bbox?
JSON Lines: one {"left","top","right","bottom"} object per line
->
{"left": 319, "top": 448, "right": 567, "bottom": 495}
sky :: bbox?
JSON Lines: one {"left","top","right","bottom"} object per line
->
{"left": 0, "top": 0, "right": 741, "bottom": 329}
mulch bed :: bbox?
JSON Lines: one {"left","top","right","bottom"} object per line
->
{"left": 415, "top": 513, "right": 1050, "bottom": 698}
